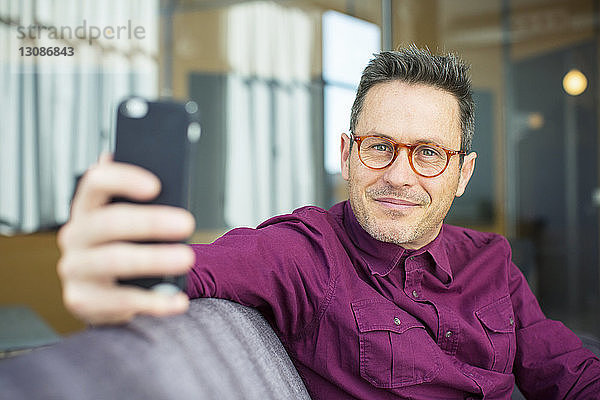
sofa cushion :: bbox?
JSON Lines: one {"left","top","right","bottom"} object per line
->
{"left": 0, "top": 298, "right": 311, "bottom": 400}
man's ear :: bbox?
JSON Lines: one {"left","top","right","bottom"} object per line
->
{"left": 455, "top": 152, "right": 477, "bottom": 197}
{"left": 341, "top": 133, "right": 351, "bottom": 181}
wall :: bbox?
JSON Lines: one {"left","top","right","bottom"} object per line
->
{"left": 0, "top": 232, "right": 84, "bottom": 334}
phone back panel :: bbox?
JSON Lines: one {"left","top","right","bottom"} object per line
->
{"left": 114, "top": 100, "right": 197, "bottom": 209}
{"left": 112, "top": 98, "right": 199, "bottom": 291}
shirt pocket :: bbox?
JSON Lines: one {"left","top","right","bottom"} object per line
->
{"left": 351, "top": 299, "right": 441, "bottom": 389}
{"left": 475, "top": 295, "right": 516, "bottom": 374}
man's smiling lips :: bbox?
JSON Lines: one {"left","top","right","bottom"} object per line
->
{"left": 373, "top": 197, "right": 422, "bottom": 210}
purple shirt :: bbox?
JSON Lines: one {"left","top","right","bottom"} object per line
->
{"left": 188, "top": 201, "right": 600, "bottom": 399}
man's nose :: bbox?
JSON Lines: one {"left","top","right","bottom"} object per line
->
{"left": 381, "top": 148, "right": 419, "bottom": 186}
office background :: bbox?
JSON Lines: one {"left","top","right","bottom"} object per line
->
{"left": 1, "top": 0, "right": 599, "bottom": 339}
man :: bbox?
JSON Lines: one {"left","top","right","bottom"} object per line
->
{"left": 56, "top": 47, "right": 599, "bottom": 398}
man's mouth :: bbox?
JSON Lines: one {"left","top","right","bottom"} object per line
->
{"left": 373, "top": 197, "right": 422, "bottom": 210}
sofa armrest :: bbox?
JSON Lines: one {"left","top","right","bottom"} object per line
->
{"left": 0, "top": 298, "right": 311, "bottom": 400}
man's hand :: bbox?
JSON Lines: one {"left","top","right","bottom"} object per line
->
{"left": 57, "top": 154, "right": 196, "bottom": 325}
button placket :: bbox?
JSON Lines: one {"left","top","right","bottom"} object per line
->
{"left": 404, "top": 266, "right": 424, "bottom": 302}
{"left": 436, "top": 304, "right": 460, "bottom": 355}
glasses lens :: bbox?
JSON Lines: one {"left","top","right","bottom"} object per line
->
{"left": 359, "top": 137, "right": 395, "bottom": 168}
{"left": 412, "top": 144, "right": 448, "bottom": 176}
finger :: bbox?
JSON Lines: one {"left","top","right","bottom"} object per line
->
{"left": 63, "top": 282, "right": 190, "bottom": 325}
{"left": 58, "top": 243, "right": 195, "bottom": 281}
{"left": 71, "top": 161, "right": 161, "bottom": 218}
{"left": 62, "top": 204, "right": 195, "bottom": 249}
{"left": 98, "top": 152, "right": 113, "bottom": 164}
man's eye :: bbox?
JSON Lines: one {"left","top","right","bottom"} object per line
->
{"left": 419, "top": 146, "right": 442, "bottom": 157}
{"left": 371, "top": 143, "right": 392, "bottom": 152}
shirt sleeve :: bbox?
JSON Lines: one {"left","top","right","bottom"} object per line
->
{"left": 186, "top": 210, "right": 339, "bottom": 341}
{"left": 509, "top": 261, "right": 600, "bottom": 399}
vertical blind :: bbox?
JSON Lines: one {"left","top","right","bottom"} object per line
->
{"left": 0, "top": 0, "right": 159, "bottom": 234}
{"left": 1, "top": 0, "right": 320, "bottom": 234}
{"left": 225, "top": 2, "right": 316, "bottom": 227}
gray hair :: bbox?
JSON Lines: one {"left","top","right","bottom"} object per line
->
{"left": 350, "top": 45, "right": 475, "bottom": 153}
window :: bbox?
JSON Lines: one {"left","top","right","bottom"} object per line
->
{"left": 322, "top": 11, "right": 380, "bottom": 175}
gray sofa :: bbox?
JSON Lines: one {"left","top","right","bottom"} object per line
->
{"left": 0, "top": 298, "right": 311, "bottom": 400}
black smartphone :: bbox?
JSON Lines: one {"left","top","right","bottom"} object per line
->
{"left": 113, "top": 97, "right": 200, "bottom": 293}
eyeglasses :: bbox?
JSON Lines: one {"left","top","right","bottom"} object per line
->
{"left": 351, "top": 134, "right": 466, "bottom": 178}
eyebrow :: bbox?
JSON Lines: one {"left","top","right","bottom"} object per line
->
{"left": 362, "top": 131, "right": 451, "bottom": 148}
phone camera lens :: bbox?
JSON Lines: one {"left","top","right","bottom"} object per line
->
{"left": 185, "top": 101, "right": 198, "bottom": 115}
{"left": 124, "top": 98, "right": 148, "bottom": 119}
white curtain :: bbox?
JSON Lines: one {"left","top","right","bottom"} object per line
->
{"left": 0, "top": 0, "right": 158, "bottom": 234}
{"left": 225, "top": 2, "right": 315, "bottom": 227}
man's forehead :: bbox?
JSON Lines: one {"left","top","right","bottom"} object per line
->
{"left": 357, "top": 81, "right": 462, "bottom": 146}
{"left": 363, "top": 81, "right": 460, "bottom": 113}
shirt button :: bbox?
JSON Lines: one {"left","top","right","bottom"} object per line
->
{"left": 445, "top": 330, "right": 453, "bottom": 338}
{"left": 509, "top": 317, "right": 514, "bottom": 326}
{"left": 412, "top": 290, "right": 419, "bottom": 298}
{"left": 394, "top": 317, "right": 401, "bottom": 326}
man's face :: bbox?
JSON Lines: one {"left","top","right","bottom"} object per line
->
{"left": 341, "top": 81, "right": 477, "bottom": 249}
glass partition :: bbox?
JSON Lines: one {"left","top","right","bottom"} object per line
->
{"left": 1, "top": 0, "right": 598, "bottom": 338}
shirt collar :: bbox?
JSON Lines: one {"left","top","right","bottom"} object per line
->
{"left": 342, "top": 201, "right": 453, "bottom": 283}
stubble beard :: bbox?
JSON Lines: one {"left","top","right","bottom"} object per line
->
{"left": 348, "top": 180, "right": 451, "bottom": 248}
